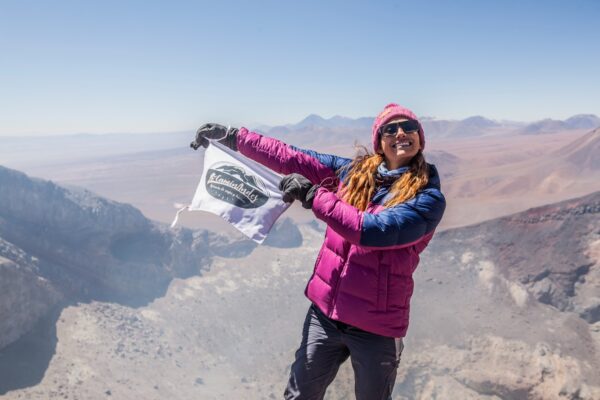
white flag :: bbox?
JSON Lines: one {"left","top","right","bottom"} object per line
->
{"left": 171, "top": 142, "right": 290, "bottom": 243}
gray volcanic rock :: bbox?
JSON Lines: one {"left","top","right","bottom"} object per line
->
{"left": 0, "top": 165, "right": 300, "bottom": 351}
{"left": 0, "top": 165, "right": 194, "bottom": 307}
{"left": 432, "top": 191, "right": 600, "bottom": 321}
{"left": 0, "top": 239, "right": 61, "bottom": 350}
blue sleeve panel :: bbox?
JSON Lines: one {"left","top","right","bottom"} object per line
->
{"left": 360, "top": 188, "right": 446, "bottom": 247}
{"left": 290, "top": 146, "right": 352, "bottom": 178}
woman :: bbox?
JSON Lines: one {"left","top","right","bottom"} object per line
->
{"left": 191, "top": 103, "right": 446, "bottom": 400}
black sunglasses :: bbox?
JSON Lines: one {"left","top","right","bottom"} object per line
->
{"left": 380, "top": 120, "right": 420, "bottom": 137}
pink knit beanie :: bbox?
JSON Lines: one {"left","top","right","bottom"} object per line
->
{"left": 372, "top": 103, "right": 425, "bottom": 153}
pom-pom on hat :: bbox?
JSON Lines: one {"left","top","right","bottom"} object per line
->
{"left": 372, "top": 103, "right": 425, "bottom": 153}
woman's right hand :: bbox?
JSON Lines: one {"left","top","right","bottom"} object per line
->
{"left": 279, "top": 173, "right": 319, "bottom": 209}
{"left": 190, "top": 123, "right": 238, "bottom": 151}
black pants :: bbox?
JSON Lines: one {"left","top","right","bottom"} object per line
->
{"left": 284, "top": 304, "right": 403, "bottom": 400}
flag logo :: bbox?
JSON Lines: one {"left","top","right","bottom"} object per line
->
{"left": 205, "top": 162, "right": 269, "bottom": 209}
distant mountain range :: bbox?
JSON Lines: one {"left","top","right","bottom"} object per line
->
{"left": 261, "top": 113, "right": 600, "bottom": 140}
{"left": 521, "top": 114, "right": 600, "bottom": 135}
{"left": 1, "top": 113, "right": 597, "bottom": 173}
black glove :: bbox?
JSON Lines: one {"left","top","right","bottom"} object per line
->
{"left": 190, "top": 123, "right": 238, "bottom": 151}
{"left": 279, "top": 173, "right": 319, "bottom": 209}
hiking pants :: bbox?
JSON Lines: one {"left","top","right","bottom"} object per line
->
{"left": 284, "top": 304, "right": 404, "bottom": 400}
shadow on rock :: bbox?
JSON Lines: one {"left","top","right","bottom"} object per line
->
{"left": 0, "top": 305, "right": 62, "bottom": 395}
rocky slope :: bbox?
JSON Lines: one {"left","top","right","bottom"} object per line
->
{"left": 0, "top": 165, "right": 598, "bottom": 399}
{"left": 397, "top": 191, "right": 600, "bottom": 399}
{"left": 433, "top": 191, "right": 600, "bottom": 323}
{"left": 0, "top": 239, "right": 61, "bottom": 350}
{"left": 0, "top": 165, "right": 301, "bottom": 356}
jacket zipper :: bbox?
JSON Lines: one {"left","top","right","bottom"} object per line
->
{"left": 328, "top": 256, "right": 350, "bottom": 318}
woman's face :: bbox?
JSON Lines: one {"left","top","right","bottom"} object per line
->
{"left": 379, "top": 118, "right": 421, "bottom": 169}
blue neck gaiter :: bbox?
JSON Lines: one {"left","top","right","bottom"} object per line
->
{"left": 376, "top": 163, "right": 409, "bottom": 185}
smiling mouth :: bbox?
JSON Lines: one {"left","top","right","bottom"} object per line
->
{"left": 392, "top": 140, "right": 412, "bottom": 148}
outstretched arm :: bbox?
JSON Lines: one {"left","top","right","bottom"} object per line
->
{"left": 237, "top": 128, "right": 351, "bottom": 186}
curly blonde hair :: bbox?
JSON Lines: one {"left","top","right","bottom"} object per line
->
{"left": 339, "top": 148, "right": 429, "bottom": 211}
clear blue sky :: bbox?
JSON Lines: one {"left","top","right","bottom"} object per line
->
{"left": 1, "top": 0, "right": 599, "bottom": 135}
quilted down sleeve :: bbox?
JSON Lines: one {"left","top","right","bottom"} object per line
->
{"left": 311, "top": 187, "right": 446, "bottom": 249}
{"left": 236, "top": 128, "right": 350, "bottom": 185}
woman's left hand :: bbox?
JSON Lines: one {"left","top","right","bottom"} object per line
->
{"left": 279, "top": 173, "right": 319, "bottom": 209}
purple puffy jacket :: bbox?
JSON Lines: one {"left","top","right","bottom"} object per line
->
{"left": 237, "top": 128, "right": 446, "bottom": 337}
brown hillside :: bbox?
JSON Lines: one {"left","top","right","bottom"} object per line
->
{"left": 558, "top": 127, "right": 600, "bottom": 170}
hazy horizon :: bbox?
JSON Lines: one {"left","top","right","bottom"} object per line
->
{"left": 1, "top": 111, "right": 598, "bottom": 138}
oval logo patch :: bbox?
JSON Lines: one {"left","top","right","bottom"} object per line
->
{"left": 205, "top": 163, "right": 269, "bottom": 209}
